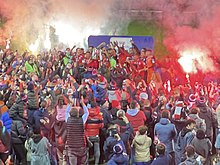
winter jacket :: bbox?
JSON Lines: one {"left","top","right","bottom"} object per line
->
{"left": 108, "top": 90, "right": 121, "bottom": 103}
{"left": 104, "top": 139, "right": 126, "bottom": 161}
{"left": 131, "top": 134, "right": 152, "bottom": 162}
{"left": 33, "top": 108, "right": 49, "bottom": 130}
{"left": 126, "top": 109, "right": 146, "bottom": 132}
{"left": 151, "top": 154, "right": 172, "bottom": 165}
{"left": 179, "top": 155, "right": 200, "bottom": 165}
{"left": 197, "top": 103, "right": 218, "bottom": 139}
{"left": 0, "top": 101, "right": 12, "bottom": 133}
{"left": 27, "top": 90, "right": 39, "bottom": 110}
{"left": 29, "top": 136, "right": 51, "bottom": 165}
{"left": 100, "top": 107, "right": 112, "bottom": 126}
{"left": 11, "top": 117, "right": 28, "bottom": 144}
{"left": 66, "top": 117, "right": 86, "bottom": 154}
{"left": 191, "top": 136, "right": 212, "bottom": 159}
{"left": 106, "top": 153, "right": 129, "bottom": 165}
{"left": 188, "top": 114, "right": 206, "bottom": 132}
{"left": 91, "top": 84, "right": 107, "bottom": 104}
{"left": 154, "top": 118, "right": 177, "bottom": 153}
{"left": 176, "top": 128, "right": 195, "bottom": 165}
{"left": 85, "top": 107, "right": 104, "bottom": 137}
{"left": 9, "top": 97, "right": 26, "bottom": 118}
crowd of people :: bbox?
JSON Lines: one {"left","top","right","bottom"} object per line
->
{"left": 0, "top": 40, "right": 220, "bottom": 165}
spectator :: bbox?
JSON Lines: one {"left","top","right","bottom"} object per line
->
{"left": 154, "top": 110, "right": 177, "bottom": 161}
{"left": 85, "top": 101, "right": 104, "bottom": 165}
{"left": 33, "top": 100, "right": 50, "bottom": 138}
{"left": 188, "top": 107, "right": 206, "bottom": 132}
{"left": 11, "top": 108, "right": 28, "bottom": 165}
{"left": 175, "top": 119, "right": 196, "bottom": 164}
{"left": 26, "top": 81, "right": 39, "bottom": 125}
{"left": 191, "top": 129, "right": 212, "bottom": 165}
{"left": 103, "top": 123, "right": 127, "bottom": 161}
{"left": 0, "top": 93, "right": 12, "bottom": 133}
{"left": 106, "top": 143, "right": 129, "bottom": 165}
{"left": 179, "top": 145, "right": 200, "bottom": 165}
{"left": 28, "top": 128, "right": 51, "bottom": 165}
{"left": 53, "top": 94, "right": 68, "bottom": 165}
{"left": 131, "top": 125, "right": 152, "bottom": 165}
{"left": 126, "top": 100, "right": 146, "bottom": 133}
{"left": 0, "top": 120, "right": 10, "bottom": 164}
{"left": 151, "top": 143, "right": 172, "bottom": 165}
{"left": 196, "top": 96, "right": 218, "bottom": 142}
{"left": 65, "top": 97, "right": 89, "bottom": 165}
{"left": 112, "top": 110, "right": 133, "bottom": 156}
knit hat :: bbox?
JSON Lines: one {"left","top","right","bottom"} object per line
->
{"left": 92, "top": 69, "right": 98, "bottom": 76}
{"left": 97, "top": 75, "right": 105, "bottom": 83}
{"left": 112, "top": 100, "right": 120, "bottom": 108}
{"left": 188, "top": 94, "right": 196, "bottom": 103}
{"left": 198, "top": 96, "right": 206, "bottom": 104}
{"left": 113, "top": 144, "right": 123, "bottom": 154}
{"left": 109, "top": 81, "right": 117, "bottom": 90}
{"left": 117, "top": 109, "right": 125, "bottom": 118}
{"left": 27, "top": 82, "right": 34, "bottom": 91}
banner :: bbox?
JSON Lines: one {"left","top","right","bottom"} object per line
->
{"left": 88, "top": 35, "right": 154, "bottom": 51}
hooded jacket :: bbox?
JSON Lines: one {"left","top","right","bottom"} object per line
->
{"left": 131, "top": 134, "right": 152, "bottom": 162}
{"left": 126, "top": 109, "right": 146, "bottom": 132}
{"left": 191, "top": 136, "right": 212, "bottom": 158}
{"left": 197, "top": 103, "right": 217, "bottom": 138}
{"left": 9, "top": 97, "right": 26, "bottom": 119}
{"left": 85, "top": 107, "right": 104, "bottom": 137}
{"left": 188, "top": 114, "right": 206, "bottom": 132}
{"left": 179, "top": 155, "right": 199, "bottom": 165}
{"left": 29, "top": 136, "right": 51, "bottom": 165}
{"left": 154, "top": 118, "right": 177, "bottom": 153}
{"left": 27, "top": 90, "right": 39, "bottom": 110}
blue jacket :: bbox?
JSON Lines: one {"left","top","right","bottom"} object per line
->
{"left": 0, "top": 111, "right": 12, "bottom": 133}
{"left": 151, "top": 154, "right": 171, "bottom": 165}
{"left": 33, "top": 108, "right": 49, "bottom": 129}
{"left": 106, "top": 153, "right": 129, "bottom": 165}
{"left": 91, "top": 84, "right": 107, "bottom": 103}
{"left": 154, "top": 118, "right": 177, "bottom": 153}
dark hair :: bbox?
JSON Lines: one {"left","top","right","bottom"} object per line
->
{"left": 190, "top": 107, "right": 200, "bottom": 114}
{"left": 161, "top": 110, "right": 170, "bottom": 119}
{"left": 185, "top": 119, "right": 196, "bottom": 127}
{"left": 138, "top": 125, "right": 148, "bottom": 135}
{"left": 130, "top": 100, "right": 137, "bottom": 109}
{"left": 185, "top": 145, "right": 195, "bottom": 157}
{"left": 70, "top": 107, "right": 79, "bottom": 118}
{"left": 196, "top": 129, "right": 205, "bottom": 139}
{"left": 156, "top": 143, "right": 166, "bottom": 155}
{"left": 33, "top": 127, "right": 41, "bottom": 135}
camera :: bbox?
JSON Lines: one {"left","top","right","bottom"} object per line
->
{"left": 108, "top": 128, "right": 118, "bottom": 137}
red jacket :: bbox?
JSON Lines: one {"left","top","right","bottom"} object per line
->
{"left": 85, "top": 107, "right": 104, "bottom": 137}
{"left": 125, "top": 109, "right": 146, "bottom": 133}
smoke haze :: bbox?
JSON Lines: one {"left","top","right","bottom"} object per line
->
{"left": 0, "top": 0, "right": 220, "bottom": 72}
